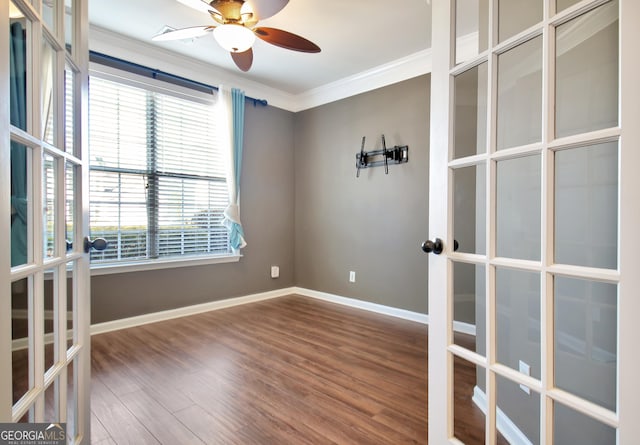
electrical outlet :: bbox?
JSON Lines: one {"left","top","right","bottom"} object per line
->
{"left": 349, "top": 271, "right": 356, "bottom": 283}
{"left": 270, "top": 266, "right": 279, "bottom": 279}
{"left": 519, "top": 360, "right": 531, "bottom": 395}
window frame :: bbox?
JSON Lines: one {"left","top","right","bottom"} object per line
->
{"left": 88, "top": 63, "right": 239, "bottom": 276}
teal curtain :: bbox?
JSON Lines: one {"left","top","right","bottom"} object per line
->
{"left": 10, "top": 22, "right": 27, "bottom": 267}
{"left": 222, "top": 87, "right": 247, "bottom": 250}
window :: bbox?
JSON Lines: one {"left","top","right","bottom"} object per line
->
{"left": 88, "top": 71, "right": 231, "bottom": 267}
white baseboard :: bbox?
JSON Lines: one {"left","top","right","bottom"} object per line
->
{"left": 90, "top": 287, "right": 297, "bottom": 336}
{"left": 12, "top": 287, "right": 295, "bottom": 351}
{"left": 92, "top": 285, "right": 474, "bottom": 335}
{"left": 12, "top": 287, "right": 476, "bottom": 349}
{"left": 12, "top": 309, "right": 74, "bottom": 320}
{"left": 473, "top": 385, "right": 533, "bottom": 445}
{"left": 293, "top": 287, "right": 430, "bottom": 324}
{"left": 293, "top": 287, "right": 477, "bottom": 336}
{"left": 453, "top": 320, "right": 477, "bottom": 336}
{"left": 12, "top": 331, "right": 74, "bottom": 352}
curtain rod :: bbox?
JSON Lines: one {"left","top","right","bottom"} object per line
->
{"left": 89, "top": 51, "right": 268, "bottom": 107}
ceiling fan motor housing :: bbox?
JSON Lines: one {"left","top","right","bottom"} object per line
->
{"left": 210, "top": 0, "right": 245, "bottom": 22}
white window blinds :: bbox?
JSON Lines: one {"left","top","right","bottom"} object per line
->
{"left": 88, "top": 75, "right": 230, "bottom": 264}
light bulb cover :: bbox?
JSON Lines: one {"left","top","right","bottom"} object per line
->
{"left": 213, "top": 24, "right": 256, "bottom": 53}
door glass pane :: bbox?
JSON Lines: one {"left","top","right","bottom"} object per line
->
{"left": 557, "top": 0, "right": 583, "bottom": 13}
{"left": 11, "top": 141, "right": 30, "bottom": 267}
{"left": 453, "top": 262, "right": 485, "bottom": 355}
{"left": 10, "top": 8, "right": 30, "bottom": 268}
{"left": 64, "top": 66, "right": 75, "bottom": 153}
{"left": 44, "top": 268, "right": 57, "bottom": 372}
{"left": 67, "top": 358, "right": 77, "bottom": 439}
{"left": 455, "top": 0, "right": 489, "bottom": 64}
{"left": 553, "top": 402, "right": 616, "bottom": 444}
{"left": 43, "top": 0, "right": 56, "bottom": 32}
{"left": 556, "top": 1, "right": 619, "bottom": 138}
{"left": 496, "top": 155, "right": 541, "bottom": 261}
{"left": 65, "top": 0, "right": 73, "bottom": 53}
{"left": 496, "top": 268, "right": 540, "bottom": 379}
{"left": 453, "top": 164, "right": 486, "bottom": 255}
{"left": 66, "top": 162, "right": 76, "bottom": 253}
{"left": 44, "top": 380, "right": 59, "bottom": 424}
{"left": 454, "top": 63, "right": 488, "bottom": 159}
{"left": 555, "top": 276, "right": 616, "bottom": 411}
{"left": 555, "top": 142, "right": 618, "bottom": 269}
{"left": 497, "top": 36, "right": 542, "bottom": 151}
{"left": 12, "top": 278, "right": 31, "bottom": 405}
{"left": 453, "top": 354, "right": 487, "bottom": 444}
{"left": 42, "top": 39, "right": 56, "bottom": 145}
{"left": 498, "top": 0, "right": 542, "bottom": 43}
{"left": 10, "top": 3, "right": 28, "bottom": 132}
{"left": 496, "top": 374, "right": 540, "bottom": 444}
{"left": 44, "top": 153, "right": 57, "bottom": 259}
{"left": 66, "top": 261, "right": 75, "bottom": 352}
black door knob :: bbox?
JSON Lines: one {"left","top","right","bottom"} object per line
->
{"left": 421, "top": 238, "right": 444, "bottom": 255}
{"left": 84, "top": 237, "right": 109, "bottom": 253}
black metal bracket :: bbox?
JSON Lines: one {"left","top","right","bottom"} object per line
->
{"left": 356, "top": 135, "right": 408, "bottom": 177}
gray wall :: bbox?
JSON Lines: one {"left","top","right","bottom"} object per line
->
{"left": 293, "top": 75, "right": 430, "bottom": 314}
{"left": 92, "top": 76, "right": 431, "bottom": 322}
{"left": 91, "top": 103, "right": 296, "bottom": 323}
{"left": 92, "top": 76, "right": 431, "bottom": 323}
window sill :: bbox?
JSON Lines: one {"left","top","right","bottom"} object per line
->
{"left": 90, "top": 253, "right": 241, "bottom": 276}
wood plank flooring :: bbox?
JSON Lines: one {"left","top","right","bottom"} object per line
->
{"left": 91, "top": 295, "right": 427, "bottom": 444}
{"left": 13, "top": 294, "right": 498, "bottom": 444}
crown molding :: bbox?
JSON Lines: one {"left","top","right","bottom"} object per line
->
{"left": 89, "top": 25, "right": 433, "bottom": 112}
{"left": 291, "top": 49, "right": 433, "bottom": 112}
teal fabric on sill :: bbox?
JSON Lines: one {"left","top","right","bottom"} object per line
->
{"left": 222, "top": 87, "right": 247, "bottom": 250}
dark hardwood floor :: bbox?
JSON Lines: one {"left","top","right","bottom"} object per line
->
{"left": 91, "top": 295, "right": 427, "bottom": 444}
{"left": 13, "top": 295, "right": 499, "bottom": 444}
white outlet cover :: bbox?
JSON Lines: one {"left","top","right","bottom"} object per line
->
{"left": 271, "top": 266, "right": 279, "bottom": 278}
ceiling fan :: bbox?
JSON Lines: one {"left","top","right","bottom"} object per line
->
{"left": 152, "top": 0, "right": 321, "bottom": 72}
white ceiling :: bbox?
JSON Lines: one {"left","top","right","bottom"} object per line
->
{"left": 88, "top": 0, "right": 432, "bottom": 97}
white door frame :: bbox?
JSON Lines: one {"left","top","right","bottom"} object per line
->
{"left": 428, "top": 0, "right": 640, "bottom": 443}
{"left": 615, "top": 1, "right": 640, "bottom": 442}
{"left": 75, "top": 0, "right": 91, "bottom": 439}
{"left": 427, "top": 0, "right": 453, "bottom": 442}
{"left": 0, "top": 0, "right": 13, "bottom": 421}
{"left": 1, "top": 0, "right": 90, "bottom": 442}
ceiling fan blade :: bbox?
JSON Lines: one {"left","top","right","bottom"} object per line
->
{"left": 176, "top": 0, "right": 218, "bottom": 14}
{"left": 231, "top": 48, "right": 253, "bottom": 72}
{"left": 152, "top": 26, "right": 214, "bottom": 42}
{"left": 254, "top": 27, "right": 320, "bottom": 53}
{"left": 244, "top": 0, "right": 288, "bottom": 20}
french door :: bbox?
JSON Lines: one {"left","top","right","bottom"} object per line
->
{"left": 1, "top": 0, "right": 90, "bottom": 443}
{"left": 428, "top": 0, "right": 640, "bottom": 443}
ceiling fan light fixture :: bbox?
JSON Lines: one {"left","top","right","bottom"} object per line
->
{"left": 213, "top": 23, "right": 255, "bottom": 53}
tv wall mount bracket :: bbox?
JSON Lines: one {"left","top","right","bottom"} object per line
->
{"left": 355, "top": 135, "right": 408, "bottom": 178}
